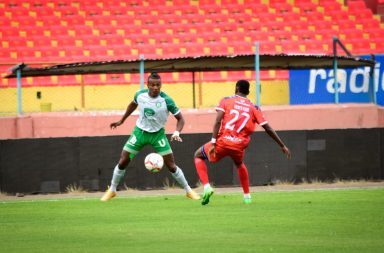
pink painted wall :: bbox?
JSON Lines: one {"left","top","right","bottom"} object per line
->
{"left": 0, "top": 104, "right": 383, "bottom": 139}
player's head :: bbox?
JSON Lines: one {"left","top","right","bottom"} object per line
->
{"left": 148, "top": 72, "right": 161, "bottom": 83}
{"left": 147, "top": 72, "right": 162, "bottom": 97}
{"left": 235, "top": 80, "right": 250, "bottom": 95}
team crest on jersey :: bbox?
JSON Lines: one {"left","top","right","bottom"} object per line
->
{"left": 156, "top": 102, "right": 161, "bottom": 108}
{"left": 144, "top": 108, "right": 155, "bottom": 117}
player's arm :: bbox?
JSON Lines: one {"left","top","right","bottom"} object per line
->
{"left": 170, "top": 111, "right": 184, "bottom": 142}
{"left": 209, "top": 110, "right": 224, "bottom": 157}
{"left": 110, "top": 101, "right": 138, "bottom": 129}
{"left": 262, "top": 123, "right": 291, "bottom": 159}
{"left": 212, "top": 110, "right": 224, "bottom": 140}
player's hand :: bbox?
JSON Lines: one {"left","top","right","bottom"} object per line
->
{"left": 208, "top": 144, "right": 216, "bottom": 158}
{"left": 170, "top": 131, "right": 182, "bottom": 142}
{"left": 282, "top": 146, "right": 291, "bottom": 159}
{"left": 110, "top": 120, "right": 123, "bottom": 129}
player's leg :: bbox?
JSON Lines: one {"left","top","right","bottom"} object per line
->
{"left": 234, "top": 159, "right": 252, "bottom": 204}
{"left": 194, "top": 146, "right": 209, "bottom": 185}
{"left": 101, "top": 127, "right": 142, "bottom": 201}
{"left": 100, "top": 150, "right": 132, "bottom": 201}
{"left": 163, "top": 153, "right": 199, "bottom": 200}
{"left": 110, "top": 150, "right": 131, "bottom": 192}
{"left": 194, "top": 142, "right": 223, "bottom": 205}
{"left": 152, "top": 129, "right": 200, "bottom": 200}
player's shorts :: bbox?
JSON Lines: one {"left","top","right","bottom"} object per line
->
{"left": 123, "top": 126, "right": 172, "bottom": 156}
{"left": 201, "top": 141, "right": 244, "bottom": 165}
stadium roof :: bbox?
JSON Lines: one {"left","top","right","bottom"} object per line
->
{"left": 5, "top": 54, "right": 375, "bottom": 78}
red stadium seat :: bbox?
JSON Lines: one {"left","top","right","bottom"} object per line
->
{"left": 364, "top": 28, "right": 384, "bottom": 41}
{"left": 20, "top": 25, "right": 48, "bottom": 37}
{"left": 57, "top": 6, "right": 80, "bottom": 17}
{"left": 98, "top": 34, "right": 125, "bottom": 47}
{"left": 28, "top": 5, "right": 55, "bottom": 16}
{"left": 279, "top": 41, "right": 304, "bottom": 54}
{"left": 48, "top": 0, "right": 72, "bottom": 8}
{"left": 247, "top": 3, "right": 269, "bottom": 14}
{"left": 295, "top": 2, "right": 317, "bottom": 13}
{"left": 39, "top": 47, "right": 64, "bottom": 63}
{"left": 302, "top": 40, "right": 328, "bottom": 54}
{"left": 270, "top": 2, "right": 293, "bottom": 14}
{"left": 335, "top": 19, "right": 356, "bottom": 30}
{"left": 371, "top": 39, "right": 384, "bottom": 54}
{"left": 200, "top": 32, "right": 221, "bottom": 44}
{"left": 182, "top": 42, "right": 205, "bottom": 57}
{"left": 130, "top": 44, "right": 158, "bottom": 60}
{"left": 161, "top": 44, "right": 182, "bottom": 59}
{"left": 185, "top": 15, "right": 206, "bottom": 25}
{"left": 358, "top": 18, "right": 381, "bottom": 30}
{"left": 326, "top": 10, "right": 350, "bottom": 21}
{"left": 1, "top": 0, "right": 383, "bottom": 74}
{"left": 0, "top": 49, "right": 15, "bottom": 62}
{"left": 206, "top": 42, "right": 230, "bottom": 56}
{"left": 230, "top": 41, "right": 254, "bottom": 55}
{"left": 322, "top": 1, "right": 342, "bottom": 12}
{"left": 343, "top": 29, "right": 365, "bottom": 41}
{"left": 65, "top": 47, "right": 89, "bottom": 62}
{"left": 177, "top": 5, "right": 199, "bottom": 16}
{"left": 36, "top": 15, "right": 62, "bottom": 27}
{"left": 4, "top": 37, "right": 28, "bottom": 48}
{"left": 348, "top": 39, "right": 372, "bottom": 55}
{"left": 112, "top": 45, "right": 136, "bottom": 60}
{"left": 203, "top": 13, "right": 228, "bottom": 24}
{"left": 177, "top": 34, "right": 198, "bottom": 45}
{"left": 348, "top": 8, "right": 373, "bottom": 20}
{"left": 347, "top": 0, "right": 367, "bottom": 10}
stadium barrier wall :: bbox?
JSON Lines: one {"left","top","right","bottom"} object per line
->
{"left": 1, "top": 104, "right": 383, "bottom": 194}
{"left": 0, "top": 128, "right": 383, "bottom": 194}
{"left": 0, "top": 103, "right": 383, "bottom": 139}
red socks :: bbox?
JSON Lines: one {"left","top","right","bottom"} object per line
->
{"left": 237, "top": 163, "right": 250, "bottom": 194}
{"left": 195, "top": 158, "right": 250, "bottom": 194}
{"left": 194, "top": 158, "right": 209, "bottom": 185}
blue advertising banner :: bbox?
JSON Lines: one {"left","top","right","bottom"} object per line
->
{"left": 289, "top": 54, "right": 384, "bottom": 106}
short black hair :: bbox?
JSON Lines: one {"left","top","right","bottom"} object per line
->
{"left": 148, "top": 72, "right": 161, "bottom": 82}
{"left": 236, "top": 80, "right": 250, "bottom": 95}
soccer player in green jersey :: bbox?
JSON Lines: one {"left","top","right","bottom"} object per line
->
{"left": 101, "top": 72, "right": 200, "bottom": 201}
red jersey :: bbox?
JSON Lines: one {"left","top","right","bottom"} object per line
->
{"left": 215, "top": 95, "right": 267, "bottom": 150}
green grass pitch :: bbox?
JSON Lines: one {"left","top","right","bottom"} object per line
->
{"left": 1, "top": 188, "right": 383, "bottom": 253}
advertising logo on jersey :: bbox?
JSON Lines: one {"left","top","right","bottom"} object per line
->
{"left": 144, "top": 108, "right": 155, "bottom": 118}
{"left": 289, "top": 54, "right": 384, "bottom": 106}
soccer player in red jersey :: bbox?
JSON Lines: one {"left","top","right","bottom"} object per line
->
{"left": 194, "top": 80, "right": 291, "bottom": 205}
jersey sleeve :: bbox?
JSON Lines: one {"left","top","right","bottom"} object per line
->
{"left": 133, "top": 90, "right": 139, "bottom": 104}
{"left": 215, "top": 98, "right": 226, "bottom": 112}
{"left": 133, "top": 89, "right": 147, "bottom": 104}
{"left": 254, "top": 105, "right": 268, "bottom": 126}
{"left": 163, "top": 93, "right": 180, "bottom": 115}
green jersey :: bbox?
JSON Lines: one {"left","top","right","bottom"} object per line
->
{"left": 133, "top": 89, "right": 180, "bottom": 132}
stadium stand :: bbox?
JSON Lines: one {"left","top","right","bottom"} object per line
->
{"left": 0, "top": 0, "right": 383, "bottom": 87}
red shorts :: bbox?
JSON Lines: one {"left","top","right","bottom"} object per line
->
{"left": 202, "top": 141, "right": 244, "bottom": 164}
